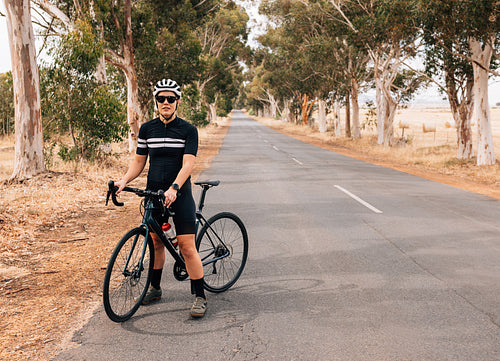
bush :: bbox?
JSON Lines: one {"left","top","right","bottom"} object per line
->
{"left": 40, "top": 20, "right": 127, "bottom": 163}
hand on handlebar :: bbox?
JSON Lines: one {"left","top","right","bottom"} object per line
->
{"left": 113, "top": 179, "right": 127, "bottom": 195}
{"left": 164, "top": 188, "right": 178, "bottom": 208}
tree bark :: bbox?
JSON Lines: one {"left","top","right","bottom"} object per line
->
{"left": 469, "top": 37, "right": 495, "bottom": 165}
{"left": 383, "top": 94, "right": 397, "bottom": 146}
{"left": 301, "top": 94, "right": 316, "bottom": 125}
{"left": 375, "top": 72, "right": 386, "bottom": 144}
{"left": 317, "top": 99, "right": 327, "bottom": 133}
{"left": 333, "top": 100, "right": 341, "bottom": 136}
{"left": 345, "top": 92, "right": 351, "bottom": 138}
{"left": 302, "top": 94, "right": 309, "bottom": 125}
{"left": 5, "top": 0, "right": 45, "bottom": 180}
{"left": 445, "top": 69, "right": 474, "bottom": 159}
{"left": 104, "top": 0, "right": 145, "bottom": 152}
{"left": 351, "top": 76, "right": 360, "bottom": 139}
{"left": 208, "top": 103, "right": 217, "bottom": 122}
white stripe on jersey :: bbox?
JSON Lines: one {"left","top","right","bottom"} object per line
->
{"left": 137, "top": 137, "right": 186, "bottom": 149}
{"left": 148, "top": 143, "right": 185, "bottom": 148}
{"left": 148, "top": 137, "right": 186, "bottom": 144}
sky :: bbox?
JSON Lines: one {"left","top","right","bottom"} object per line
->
{"left": 1, "top": 2, "right": 500, "bottom": 106}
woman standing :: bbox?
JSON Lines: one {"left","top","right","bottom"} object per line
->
{"left": 114, "top": 79, "right": 207, "bottom": 318}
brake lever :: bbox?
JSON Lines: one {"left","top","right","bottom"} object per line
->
{"left": 107, "top": 180, "right": 124, "bottom": 207}
{"left": 158, "top": 190, "right": 176, "bottom": 218}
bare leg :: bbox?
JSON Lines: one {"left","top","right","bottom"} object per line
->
{"left": 177, "top": 234, "right": 203, "bottom": 279}
{"left": 150, "top": 232, "right": 165, "bottom": 269}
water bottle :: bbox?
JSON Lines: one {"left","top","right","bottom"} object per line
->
{"left": 162, "top": 222, "right": 178, "bottom": 248}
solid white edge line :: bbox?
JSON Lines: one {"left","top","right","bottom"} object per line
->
{"left": 334, "top": 185, "right": 383, "bottom": 214}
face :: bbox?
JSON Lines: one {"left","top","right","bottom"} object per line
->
{"left": 156, "top": 91, "right": 179, "bottom": 119}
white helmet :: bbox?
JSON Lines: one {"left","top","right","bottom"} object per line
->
{"left": 153, "top": 78, "right": 181, "bottom": 98}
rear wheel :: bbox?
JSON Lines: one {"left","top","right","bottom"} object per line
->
{"left": 196, "top": 212, "right": 248, "bottom": 293}
{"left": 103, "top": 227, "right": 153, "bottom": 322}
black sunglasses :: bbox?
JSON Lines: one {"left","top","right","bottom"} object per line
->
{"left": 155, "top": 95, "right": 178, "bottom": 104}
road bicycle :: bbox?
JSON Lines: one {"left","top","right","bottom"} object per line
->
{"left": 102, "top": 179, "right": 248, "bottom": 322}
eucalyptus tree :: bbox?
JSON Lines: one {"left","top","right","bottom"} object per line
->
{"left": 420, "top": 0, "right": 499, "bottom": 165}
{"left": 467, "top": 1, "right": 499, "bottom": 165}
{"left": 419, "top": 0, "right": 475, "bottom": 160}
{"left": 40, "top": 20, "right": 127, "bottom": 162}
{"left": 35, "top": 0, "right": 227, "bottom": 151}
{"left": 257, "top": 0, "right": 337, "bottom": 126}
{"left": 195, "top": 1, "right": 249, "bottom": 122}
{"left": 329, "top": 0, "right": 422, "bottom": 145}
{"left": 4, "top": 0, "right": 45, "bottom": 180}
{"left": 95, "top": 0, "right": 209, "bottom": 150}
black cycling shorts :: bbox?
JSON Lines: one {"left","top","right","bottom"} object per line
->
{"left": 147, "top": 181, "right": 196, "bottom": 235}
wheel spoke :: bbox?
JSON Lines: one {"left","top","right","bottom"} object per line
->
{"left": 103, "top": 228, "right": 153, "bottom": 322}
{"left": 196, "top": 212, "right": 248, "bottom": 293}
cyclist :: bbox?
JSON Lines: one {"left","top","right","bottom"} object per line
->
{"left": 114, "top": 78, "right": 207, "bottom": 318}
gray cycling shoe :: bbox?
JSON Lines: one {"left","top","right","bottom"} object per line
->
{"left": 190, "top": 297, "right": 207, "bottom": 318}
{"left": 141, "top": 286, "right": 162, "bottom": 305}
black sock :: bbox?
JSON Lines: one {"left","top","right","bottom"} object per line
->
{"left": 150, "top": 268, "right": 163, "bottom": 290}
{"left": 191, "top": 278, "right": 206, "bottom": 299}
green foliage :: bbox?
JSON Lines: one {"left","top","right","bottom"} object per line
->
{"left": 54, "top": 19, "right": 104, "bottom": 78}
{"left": 41, "top": 20, "right": 127, "bottom": 163}
{"left": 0, "top": 72, "right": 14, "bottom": 136}
{"left": 196, "top": 2, "right": 249, "bottom": 116}
{"left": 179, "top": 83, "right": 208, "bottom": 127}
{"left": 419, "top": 0, "right": 499, "bottom": 96}
{"left": 89, "top": 0, "right": 248, "bottom": 119}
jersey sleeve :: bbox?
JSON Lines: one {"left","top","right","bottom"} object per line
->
{"left": 184, "top": 124, "right": 198, "bottom": 156}
{"left": 136, "top": 123, "right": 148, "bottom": 156}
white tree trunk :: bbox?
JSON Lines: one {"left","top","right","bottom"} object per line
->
{"left": 106, "top": 50, "right": 144, "bottom": 154}
{"left": 124, "top": 67, "right": 142, "bottom": 152}
{"left": 375, "top": 80, "right": 386, "bottom": 145}
{"left": 209, "top": 103, "right": 217, "bottom": 123}
{"left": 384, "top": 95, "right": 397, "bottom": 146}
{"left": 281, "top": 101, "right": 290, "bottom": 123}
{"left": 318, "top": 99, "right": 327, "bottom": 133}
{"left": 268, "top": 92, "right": 278, "bottom": 119}
{"left": 5, "top": 0, "right": 45, "bottom": 180}
{"left": 445, "top": 72, "right": 474, "bottom": 159}
{"left": 333, "top": 100, "right": 341, "bottom": 136}
{"left": 469, "top": 37, "right": 495, "bottom": 165}
{"left": 351, "top": 77, "right": 360, "bottom": 139}
{"left": 103, "top": 0, "right": 146, "bottom": 153}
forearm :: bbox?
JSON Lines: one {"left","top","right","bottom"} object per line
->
{"left": 164, "top": 154, "right": 195, "bottom": 207}
{"left": 121, "top": 155, "right": 147, "bottom": 184}
{"left": 172, "top": 154, "right": 195, "bottom": 189}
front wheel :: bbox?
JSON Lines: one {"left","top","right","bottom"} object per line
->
{"left": 103, "top": 227, "right": 154, "bottom": 322}
{"left": 196, "top": 212, "right": 248, "bottom": 293}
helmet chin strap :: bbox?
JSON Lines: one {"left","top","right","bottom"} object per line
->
{"left": 157, "top": 101, "right": 178, "bottom": 125}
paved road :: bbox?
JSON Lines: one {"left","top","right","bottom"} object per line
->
{"left": 56, "top": 110, "right": 500, "bottom": 360}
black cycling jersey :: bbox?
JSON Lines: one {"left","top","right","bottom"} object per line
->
{"left": 137, "top": 116, "right": 198, "bottom": 186}
{"left": 136, "top": 116, "right": 198, "bottom": 235}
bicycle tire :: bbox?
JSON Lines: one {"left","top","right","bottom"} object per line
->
{"left": 196, "top": 212, "right": 248, "bottom": 293}
{"left": 103, "top": 227, "right": 154, "bottom": 322}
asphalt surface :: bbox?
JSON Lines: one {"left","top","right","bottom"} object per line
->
{"left": 55, "top": 110, "right": 500, "bottom": 360}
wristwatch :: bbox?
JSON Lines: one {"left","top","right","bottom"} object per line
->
{"left": 171, "top": 183, "right": 180, "bottom": 192}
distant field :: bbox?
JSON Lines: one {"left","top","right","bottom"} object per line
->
{"left": 324, "top": 105, "right": 500, "bottom": 151}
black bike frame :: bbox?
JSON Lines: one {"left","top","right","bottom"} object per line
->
{"left": 140, "top": 196, "right": 229, "bottom": 270}
{"left": 111, "top": 181, "right": 230, "bottom": 277}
